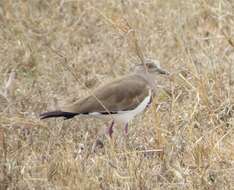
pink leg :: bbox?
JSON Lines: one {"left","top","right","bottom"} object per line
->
{"left": 107, "top": 121, "right": 114, "bottom": 138}
{"left": 124, "top": 123, "right": 129, "bottom": 135}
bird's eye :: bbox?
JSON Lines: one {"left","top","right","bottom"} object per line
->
{"left": 146, "top": 63, "right": 154, "bottom": 68}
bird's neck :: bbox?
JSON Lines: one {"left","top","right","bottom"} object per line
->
{"left": 135, "top": 71, "right": 157, "bottom": 90}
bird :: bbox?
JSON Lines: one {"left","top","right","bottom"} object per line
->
{"left": 40, "top": 59, "right": 169, "bottom": 137}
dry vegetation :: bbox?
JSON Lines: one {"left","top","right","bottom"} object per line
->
{"left": 0, "top": 0, "right": 234, "bottom": 189}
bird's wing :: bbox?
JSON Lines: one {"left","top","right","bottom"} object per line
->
{"left": 64, "top": 75, "right": 151, "bottom": 114}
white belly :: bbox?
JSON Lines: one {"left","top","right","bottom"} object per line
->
{"left": 86, "top": 90, "right": 152, "bottom": 124}
{"left": 112, "top": 90, "right": 151, "bottom": 124}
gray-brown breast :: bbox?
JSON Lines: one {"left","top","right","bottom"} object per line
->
{"left": 64, "top": 74, "right": 150, "bottom": 114}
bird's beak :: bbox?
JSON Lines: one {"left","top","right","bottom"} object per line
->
{"left": 157, "top": 67, "right": 170, "bottom": 75}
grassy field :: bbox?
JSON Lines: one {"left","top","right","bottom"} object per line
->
{"left": 0, "top": 0, "right": 234, "bottom": 189}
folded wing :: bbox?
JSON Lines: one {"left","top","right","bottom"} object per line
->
{"left": 64, "top": 74, "right": 150, "bottom": 114}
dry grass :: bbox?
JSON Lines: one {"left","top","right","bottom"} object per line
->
{"left": 0, "top": 0, "right": 234, "bottom": 189}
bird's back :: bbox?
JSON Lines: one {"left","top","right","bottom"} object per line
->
{"left": 63, "top": 74, "right": 151, "bottom": 114}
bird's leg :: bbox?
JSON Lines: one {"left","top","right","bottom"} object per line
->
{"left": 107, "top": 121, "right": 114, "bottom": 138}
{"left": 124, "top": 123, "right": 129, "bottom": 135}
{"left": 146, "top": 95, "right": 153, "bottom": 108}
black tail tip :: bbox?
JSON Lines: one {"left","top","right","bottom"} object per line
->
{"left": 40, "top": 111, "right": 77, "bottom": 120}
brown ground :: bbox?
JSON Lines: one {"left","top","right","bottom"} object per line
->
{"left": 0, "top": 0, "right": 234, "bottom": 189}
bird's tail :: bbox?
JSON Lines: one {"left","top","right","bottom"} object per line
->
{"left": 40, "top": 111, "right": 78, "bottom": 120}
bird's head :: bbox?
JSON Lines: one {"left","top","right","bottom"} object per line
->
{"left": 134, "top": 59, "right": 169, "bottom": 75}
